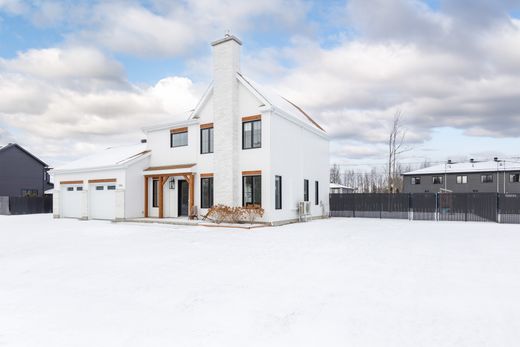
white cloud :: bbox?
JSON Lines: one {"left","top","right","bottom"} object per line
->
{"left": 0, "top": 46, "right": 201, "bottom": 164}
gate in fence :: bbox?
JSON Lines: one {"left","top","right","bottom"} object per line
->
{"left": 330, "top": 192, "right": 516, "bottom": 224}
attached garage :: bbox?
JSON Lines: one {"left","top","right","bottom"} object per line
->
{"left": 61, "top": 183, "right": 83, "bottom": 218}
{"left": 88, "top": 180, "right": 117, "bottom": 220}
{"left": 51, "top": 143, "right": 151, "bottom": 221}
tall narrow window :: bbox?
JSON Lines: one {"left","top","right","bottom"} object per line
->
{"left": 201, "top": 177, "right": 214, "bottom": 208}
{"left": 275, "top": 176, "right": 282, "bottom": 210}
{"left": 171, "top": 128, "right": 188, "bottom": 147}
{"left": 242, "top": 119, "right": 261, "bottom": 149}
{"left": 243, "top": 175, "right": 262, "bottom": 206}
{"left": 200, "top": 126, "right": 214, "bottom": 154}
{"left": 152, "top": 179, "right": 159, "bottom": 207}
{"left": 304, "top": 179, "right": 309, "bottom": 202}
{"left": 315, "top": 181, "right": 319, "bottom": 205}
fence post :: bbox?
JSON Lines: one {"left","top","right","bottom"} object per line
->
{"left": 497, "top": 193, "right": 501, "bottom": 224}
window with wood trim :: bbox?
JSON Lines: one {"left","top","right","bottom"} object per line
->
{"left": 275, "top": 176, "right": 282, "bottom": 210}
{"left": 243, "top": 175, "right": 261, "bottom": 207}
{"left": 242, "top": 120, "right": 261, "bottom": 149}
{"left": 201, "top": 177, "right": 214, "bottom": 209}
{"left": 200, "top": 127, "right": 214, "bottom": 154}
{"left": 304, "top": 179, "right": 309, "bottom": 202}
{"left": 152, "top": 179, "right": 159, "bottom": 207}
{"left": 171, "top": 129, "right": 188, "bottom": 147}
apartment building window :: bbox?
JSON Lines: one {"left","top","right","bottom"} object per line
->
{"left": 171, "top": 127, "right": 188, "bottom": 147}
{"left": 481, "top": 174, "right": 493, "bottom": 183}
{"left": 200, "top": 177, "right": 214, "bottom": 208}
{"left": 242, "top": 118, "right": 261, "bottom": 149}
{"left": 315, "top": 181, "right": 319, "bottom": 205}
{"left": 243, "top": 175, "right": 262, "bottom": 207}
{"left": 21, "top": 189, "right": 38, "bottom": 197}
{"left": 200, "top": 125, "right": 214, "bottom": 154}
{"left": 275, "top": 176, "right": 282, "bottom": 210}
{"left": 411, "top": 177, "right": 421, "bottom": 185}
{"left": 457, "top": 175, "right": 468, "bottom": 184}
{"left": 304, "top": 179, "right": 309, "bottom": 202}
{"left": 510, "top": 173, "right": 520, "bottom": 183}
{"left": 152, "top": 179, "right": 159, "bottom": 207}
{"left": 432, "top": 176, "right": 443, "bottom": 185}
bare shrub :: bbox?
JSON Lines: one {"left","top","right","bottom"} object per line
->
{"left": 242, "top": 205, "right": 264, "bottom": 224}
{"left": 206, "top": 204, "right": 230, "bottom": 224}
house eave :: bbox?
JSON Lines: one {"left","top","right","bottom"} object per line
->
{"left": 142, "top": 119, "right": 199, "bottom": 133}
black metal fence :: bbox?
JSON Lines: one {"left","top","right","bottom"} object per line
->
{"left": 330, "top": 193, "right": 520, "bottom": 223}
{"left": 7, "top": 196, "right": 53, "bottom": 215}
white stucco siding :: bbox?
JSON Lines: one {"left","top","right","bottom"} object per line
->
{"left": 146, "top": 125, "right": 198, "bottom": 167}
{"left": 270, "top": 112, "right": 329, "bottom": 222}
{"left": 238, "top": 82, "right": 263, "bottom": 116}
{"left": 124, "top": 156, "right": 150, "bottom": 219}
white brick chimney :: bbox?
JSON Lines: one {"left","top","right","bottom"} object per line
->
{"left": 212, "top": 34, "right": 242, "bottom": 206}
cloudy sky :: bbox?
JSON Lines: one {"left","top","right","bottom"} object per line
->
{"left": 1, "top": 0, "right": 520, "bottom": 170}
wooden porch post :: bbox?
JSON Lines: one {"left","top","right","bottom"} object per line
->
{"left": 144, "top": 176, "right": 149, "bottom": 218}
{"left": 159, "top": 176, "right": 164, "bottom": 218}
{"left": 189, "top": 173, "right": 195, "bottom": 217}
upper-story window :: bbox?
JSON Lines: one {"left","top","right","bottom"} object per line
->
{"left": 481, "top": 174, "right": 493, "bottom": 183}
{"left": 457, "top": 175, "right": 468, "bottom": 184}
{"left": 171, "top": 127, "right": 188, "bottom": 147}
{"left": 510, "top": 173, "right": 520, "bottom": 183}
{"left": 200, "top": 124, "right": 214, "bottom": 154}
{"left": 242, "top": 115, "right": 261, "bottom": 149}
{"left": 411, "top": 177, "right": 421, "bottom": 185}
{"left": 432, "top": 176, "right": 443, "bottom": 185}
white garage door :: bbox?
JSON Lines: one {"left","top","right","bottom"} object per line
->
{"left": 61, "top": 185, "right": 83, "bottom": 218}
{"left": 89, "top": 183, "right": 116, "bottom": 220}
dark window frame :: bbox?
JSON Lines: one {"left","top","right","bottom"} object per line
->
{"left": 315, "top": 181, "right": 319, "bottom": 205}
{"left": 481, "top": 174, "right": 493, "bottom": 183}
{"left": 170, "top": 131, "right": 188, "bottom": 148}
{"left": 510, "top": 173, "right": 520, "bottom": 183}
{"left": 275, "top": 176, "right": 282, "bottom": 210}
{"left": 200, "top": 177, "right": 214, "bottom": 209}
{"left": 432, "top": 176, "right": 443, "bottom": 185}
{"left": 242, "top": 120, "right": 262, "bottom": 149}
{"left": 200, "top": 127, "right": 214, "bottom": 154}
{"left": 457, "top": 175, "right": 468, "bottom": 184}
{"left": 242, "top": 175, "right": 262, "bottom": 207}
{"left": 411, "top": 177, "right": 421, "bottom": 185}
{"left": 304, "top": 179, "right": 309, "bottom": 202}
{"left": 152, "top": 179, "right": 159, "bottom": 208}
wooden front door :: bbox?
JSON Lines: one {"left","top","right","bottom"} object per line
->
{"left": 178, "top": 180, "right": 189, "bottom": 216}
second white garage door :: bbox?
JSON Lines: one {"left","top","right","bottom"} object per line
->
{"left": 89, "top": 183, "right": 116, "bottom": 220}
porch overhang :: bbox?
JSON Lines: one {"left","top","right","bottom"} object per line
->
{"left": 143, "top": 163, "right": 197, "bottom": 219}
{"left": 143, "top": 163, "right": 196, "bottom": 177}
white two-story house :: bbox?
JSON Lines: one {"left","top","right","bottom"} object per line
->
{"left": 51, "top": 35, "right": 330, "bottom": 225}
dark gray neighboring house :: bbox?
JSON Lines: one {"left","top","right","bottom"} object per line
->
{"left": 403, "top": 159, "right": 520, "bottom": 194}
{"left": 0, "top": 143, "right": 53, "bottom": 197}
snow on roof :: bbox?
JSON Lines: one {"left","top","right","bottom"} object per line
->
{"left": 404, "top": 160, "right": 520, "bottom": 176}
{"left": 53, "top": 144, "right": 150, "bottom": 172}
{"left": 330, "top": 183, "right": 355, "bottom": 189}
{"left": 238, "top": 73, "right": 326, "bottom": 133}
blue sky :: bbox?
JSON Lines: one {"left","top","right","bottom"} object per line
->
{"left": 1, "top": 0, "right": 520, "bottom": 171}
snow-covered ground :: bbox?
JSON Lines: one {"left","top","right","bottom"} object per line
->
{"left": 1, "top": 215, "right": 520, "bottom": 347}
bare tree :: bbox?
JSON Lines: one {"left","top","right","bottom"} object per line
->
{"left": 330, "top": 163, "right": 342, "bottom": 184}
{"left": 387, "top": 110, "right": 411, "bottom": 193}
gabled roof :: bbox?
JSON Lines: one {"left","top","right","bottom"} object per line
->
{"left": 403, "top": 160, "right": 520, "bottom": 176}
{"left": 189, "top": 74, "right": 326, "bottom": 135}
{"left": 237, "top": 73, "right": 326, "bottom": 133}
{"left": 0, "top": 143, "right": 48, "bottom": 167}
{"left": 52, "top": 144, "right": 150, "bottom": 173}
